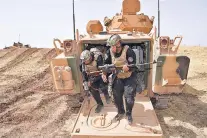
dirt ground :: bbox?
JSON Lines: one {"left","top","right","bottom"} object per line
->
{"left": 0, "top": 46, "right": 206, "bottom": 138}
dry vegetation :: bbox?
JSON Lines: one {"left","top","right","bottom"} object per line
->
{"left": 0, "top": 46, "right": 206, "bottom": 138}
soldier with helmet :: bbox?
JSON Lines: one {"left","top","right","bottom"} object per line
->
{"left": 102, "top": 34, "right": 138, "bottom": 124}
{"left": 80, "top": 48, "right": 110, "bottom": 113}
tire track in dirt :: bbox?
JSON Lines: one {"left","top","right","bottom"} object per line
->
{"left": 0, "top": 49, "right": 56, "bottom": 113}
{"left": 0, "top": 48, "right": 82, "bottom": 138}
{"left": 0, "top": 71, "right": 56, "bottom": 125}
{"left": 0, "top": 48, "right": 17, "bottom": 58}
{"left": 0, "top": 92, "right": 81, "bottom": 138}
{"left": 0, "top": 94, "right": 81, "bottom": 138}
{"left": 1, "top": 48, "right": 54, "bottom": 89}
{"left": 42, "top": 48, "right": 57, "bottom": 61}
{"left": 37, "top": 95, "right": 80, "bottom": 137}
{"left": 0, "top": 66, "right": 50, "bottom": 113}
{"left": 0, "top": 48, "right": 27, "bottom": 69}
{"left": 1, "top": 66, "right": 56, "bottom": 112}
{"left": 156, "top": 92, "right": 207, "bottom": 138}
{"left": 0, "top": 49, "right": 39, "bottom": 72}
{"left": 0, "top": 91, "right": 34, "bottom": 113}
{"left": 0, "top": 48, "right": 41, "bottom": 94}
{"left": 33, "top": 97, "right": 77, "bottom": 134}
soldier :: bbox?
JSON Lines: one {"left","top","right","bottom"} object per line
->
{"left": 80, "top": 49, "right": 110, "bottom": 113}
{"left": 101, "top": 34, "right": 137, "bottom": 124}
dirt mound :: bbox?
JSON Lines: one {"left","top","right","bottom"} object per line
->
{"left": 0, "top": 48, "right": 81, "bottom": 138}
{"left": 0, "top": 46, "right": 206, "bottom": 138}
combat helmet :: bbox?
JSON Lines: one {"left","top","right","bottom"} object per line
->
{"left": 80, "top": 50, "right": 91, "bottom": 61}
{"left": 106, "top": 34, "right": 122, "bottom": 46}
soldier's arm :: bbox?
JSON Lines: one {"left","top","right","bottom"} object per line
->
{"left": 79, "top": 62, "right": 88, "bottom": 81}
{"left": 96, "top": 55, "right": 104, "bottom": 67}
{"left": 126, "top": 48, "right": 137, "bottom": 72}
{"left": 101, "top": 49, "right": 113, "bottom": 79}
{"left": 104, "top": 49, "right": 112, "bottom": 65}
{"left": 79, "top": 62, "right": 82, "bottom": 72}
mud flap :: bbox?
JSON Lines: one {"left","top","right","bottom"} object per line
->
{"left": 153, "top": 55, "right": 190, "bottom": 95}
{"left": 54, "top": 65, "right": 75, "bottom": 90}
{"left": 50, "top": 56, "right": 82, "bottom": 94}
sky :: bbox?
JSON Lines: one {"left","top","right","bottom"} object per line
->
{"left": 0, "top": 0, "right": 206, "bottom": 48}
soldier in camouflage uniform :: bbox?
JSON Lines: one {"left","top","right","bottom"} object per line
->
{"left": 80, "top": 49, "right": 110, "bottom": 113}
{"left": 102, "top": 34, "right": 138, "bottom": 125}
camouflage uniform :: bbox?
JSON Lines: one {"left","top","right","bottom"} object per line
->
{"left": 104, "top": 34, "right": 137, "bottom": 124}
{"left": 80, "top": 49, "right": 110, "bottom": 113}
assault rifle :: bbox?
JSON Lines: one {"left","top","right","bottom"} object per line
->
{"left": 97, "top": 60, "right": 161, "bottom": 73}
{"left": 86, "top": 60, "right": 161, "bottom": 76}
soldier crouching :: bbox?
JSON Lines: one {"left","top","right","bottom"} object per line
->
{"left": 80, "top": 49, "right": 110, "bottom": 113}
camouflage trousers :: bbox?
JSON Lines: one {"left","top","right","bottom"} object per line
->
{"left": 112, "top": 72, "right": 137, "bottom": 115}
{"left": 89, "top": 76, "right": 109, "bottom": 106}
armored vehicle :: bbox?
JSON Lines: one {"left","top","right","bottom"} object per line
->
{"left": 50, "top": 0, "right": 190, "bottom": 137}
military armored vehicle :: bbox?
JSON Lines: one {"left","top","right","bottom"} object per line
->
{"left": 4, "top": 42, "right": 31, "bottom": 49}
{"left": 50, "top": 0, "right": 190, "bottom": 137}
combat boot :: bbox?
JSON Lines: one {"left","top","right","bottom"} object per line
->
{"left": 126, "top": 114, "right": 133, "bottom": 125}
{"left": 113, "top": 113, "right": 125, "bottom": 122}
{"left": 95, "top": 104, "right": 103, "bottom": 113}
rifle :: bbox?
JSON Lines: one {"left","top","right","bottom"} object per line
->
{"left": 98, "top": 60, "right": 161, "bottom": 73}
{"left": 85, "top": 60, "right": 162, "bottom": 79}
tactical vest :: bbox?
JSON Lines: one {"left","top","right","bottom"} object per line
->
{"left": 85, "top": 48, "right": 102, "bottom": 74}
{"left": 110, "top": 45, "right": 132, "bottom": 79}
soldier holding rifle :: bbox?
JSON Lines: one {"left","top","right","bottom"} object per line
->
{"left": 101, "top": 34, "right": 138, "bottom": 125}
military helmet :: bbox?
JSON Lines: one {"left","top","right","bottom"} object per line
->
{"left": 106, "top": 34, "right": 122, "bottom": 46}
{"left": 80, "top": 50, "right": 91, "bottom": 61}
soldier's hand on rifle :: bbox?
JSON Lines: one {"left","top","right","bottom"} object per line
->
{"left": 123, "top": 65, "right": 129, "bottom": 72}
{"left": 101, "top": 73, "right": 107, "bottom": 82}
